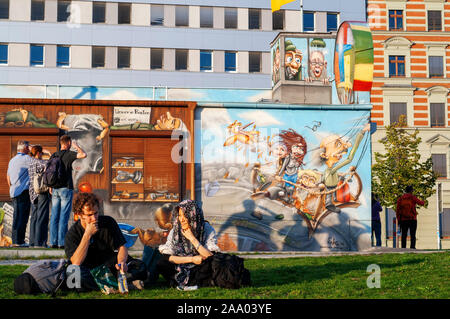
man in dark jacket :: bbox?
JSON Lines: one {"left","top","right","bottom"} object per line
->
{"left": 396, "top": 186, "right": 425, "bottom": 249}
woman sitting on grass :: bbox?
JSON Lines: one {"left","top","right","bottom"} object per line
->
{"left": 157, "top": 200, "right": 219, "bottom": 290}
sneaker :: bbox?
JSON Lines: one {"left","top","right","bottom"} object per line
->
{"left": 176, "top": 285, "right": 198, "bottom": 291}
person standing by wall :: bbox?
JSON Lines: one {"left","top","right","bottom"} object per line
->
{"left": 371, "top": 192, "right": 382, "bottom": 247}
{"left": 49, "top": 135, "right": 86, "bottom": 249}
{"left": 6, "top": 141, "right": 31, "bottom": 247}
{"left": 396, "top": 185, "right": 425, "bottom": 249}
{"left": 28, "top": 145, "right": 51, "bottom": 248}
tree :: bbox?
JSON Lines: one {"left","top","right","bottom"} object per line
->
{"left": 372, "top": 115, "right": 437, "bottom": 209}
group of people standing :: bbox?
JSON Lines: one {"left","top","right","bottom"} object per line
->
{"left": 6, "top": 135, "right": 86, "bottom": 248}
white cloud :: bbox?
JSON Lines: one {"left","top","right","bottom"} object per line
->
{"left": 245, "top": 90, "right": 272, "bottom": 102}
{"left": 100, "top": 90, "right": 148, "bottom": 100}
{"left": 238, "top": 110, "right": 282, "bottom": 127}
{"left": 167, "top": 88, "right": 206, "bottom": 101}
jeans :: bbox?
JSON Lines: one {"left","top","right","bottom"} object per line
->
{"left": 11, "top": 190, "right": 31, "bottom": 245}
{"left": 49, "top": 188, "right": 73, "bottom": 247}
{"left": 142, "top": 246, "right": 162, "bottom": 285}
{"left": 371, "top": 220, "right": 382, "bottom": 247}
{"left": 29, "top": 193, "right": 50, "bottom": 247}
{"left": 400, "top": 220, "right": 417, "bottom": 249}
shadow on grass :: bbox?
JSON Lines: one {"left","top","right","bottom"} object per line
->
{"left": 248, "top": 258, "right": 425, "bottom": 287}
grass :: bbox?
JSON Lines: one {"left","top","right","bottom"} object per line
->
{"left": 0, "top": 252, "right": 448, "bottom": 299}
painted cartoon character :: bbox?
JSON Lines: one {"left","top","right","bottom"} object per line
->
{"left": 272, "top": 45, "right": 281, "bottom": 85}
{"left": 285, "top": 40, "right": 303, "bottom": 81}
{"left": 318, "top": 122, "right": 370, "bottom": 213}
{"left": 293, "top": 169, "right": 323, "bottom": 220}
{"left": 223, "top": 120, "right": 260, "bottom": 147}
{"left": 307, "top": 50, "right": 330, "bottom": 84}
{"left": 154, "top": 111, "right": 187, "bottom": 131}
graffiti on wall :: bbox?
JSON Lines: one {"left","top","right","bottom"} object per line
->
{"left": 197, "top": 107, "right": 372, "bottom": 251}
{"left": 272, "top": 39, "right": 282, "bottom": 86}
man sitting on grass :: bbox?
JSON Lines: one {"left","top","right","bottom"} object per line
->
{"left": 65, "top": 192, "right": 146, "bottom": 292}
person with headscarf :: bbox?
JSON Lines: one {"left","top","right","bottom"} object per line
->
{"left": 157, "top": 200, "right": 219, "bottom": 290}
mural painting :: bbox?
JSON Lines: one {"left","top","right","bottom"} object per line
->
{"left": 271, "top": 39, "right": 282, "bottom": 87}
{"left": 197, "top": 107, "right": 372, "bottom": 251}
{"left": 283, "top": 37, "right": 334, "bottom": 84}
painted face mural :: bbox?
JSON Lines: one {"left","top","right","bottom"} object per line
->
{"left": 272, "top": 45, "right": 281, "bottom": 86}
{"left": 309, "top": 51, "right": 327, "bottom": 80}
{"left": 198, "top": 107, "right": 372, "bottom": 252}
{"left": 284, "top": 40, "right": 303, "bottom": 81}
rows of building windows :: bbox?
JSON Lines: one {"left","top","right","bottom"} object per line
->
{"left": 0, "top": 0, "right": 339, "bottom": 32}
{"left": 388, "top": 8, "right": 444, "bottom": 32}
{"left": 389, "top": 102, "right": 448, "bottom": 129}
{"left": 388, "top": 54, "right": 446, "bottom": 78}
{"left": 0, "top": 43, "right": 265, "bottom": 73}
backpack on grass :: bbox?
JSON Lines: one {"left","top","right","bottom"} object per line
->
{"left": 43, "top": 151, "right": 68, "bottom": 188}
{"left": 14, "top": 259, "right": 69, "bottom": 296}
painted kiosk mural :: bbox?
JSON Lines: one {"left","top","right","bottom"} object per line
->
{"left": 0, "top": 22, "right": 374, "bottom": 252}
{"left": 0, "top": 99, "right": 196, "bottom": 249}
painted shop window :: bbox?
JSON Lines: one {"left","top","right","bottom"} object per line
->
{"left": 429, "top": 56, "right": 444, "bottom": 78}
{"left": 432, "top": 154, "right": 447, "bottom": 178}
{"left": 225, "top": 51, "right": 237, "bottom": 72}
{"left": 389, "top": 55, "right": 405, "bottom": 77}
{"left": 151, "top": 48, "right": 163, "bottom": 69}
{"left": 249, "top": 8, "right": 261, "bottom": 30}
{"left": 92, "top": 1, "right": 105, "bottom": 23}
{"left": 175, "top": 49, "right": 188, "bottom": 71}
{"left": 430, "top": 103, "right": 445, "bottom": 127}
{"left": 175, "top": 5, "right": 189, "bottom": 27}
{"left": 428, "top": 11, "right": 442, "bottom": 31}
{"left": 249, "top": 51, "right": 261, "bottom": 73}
{"left": 92, "top": 46, "right": 105, "bottom": 68}
{"left": 388, "top": 10, "right": 403, "bottom": 31}
{"left": 327, "top": 13, "right": 338, "bottom": 32}
{"left": 389, "top": 102, "right": 407, "bottom": 126}
{"left": 0, "top": 0, "right": 9, "bottom": 19}
{"left": 56, "top": 45, "right": 70, "bottom": 67}
{"left": 151, "top": 4, "right": 164, "bottom": 26}
{"left": 57, "top": 0, "right": 71, "bottom": 22}
{"left": 442, "top": 208, "right": 450, "bottom": 238}
{"left": 0, "top": 44, "right": 7, "bottom": 64}
{"left": 303, "top": 12, "right": 314, "bottom": 32}
{"left": 110, "top": 137, "right": 181, "bottom": 203}
{"left": 118, "top": 47, "right": 130, "bottom": 69}
{"left": 31, "top": 0, "right": 45, "bottom": 21}
{"left": 200, "top": 50, "right": 212, "bottom": 71}
{"left": 224, "top": 8, "right": 237, "bottom": 29}
{"left": 273, "top": 10, "right": 284, "bottom": 30}
{"left": 200, "top": 7, "right": 213, "bottom": 28}
{"left": 118, "top": 3, "right": 131, "bottom": 24}
{"left": 30, "top": 44, "right": 44, "bottom": 66}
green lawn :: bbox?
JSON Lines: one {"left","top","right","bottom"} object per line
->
{"left": 1, "top": 252, "right": 448, "bottom": 299}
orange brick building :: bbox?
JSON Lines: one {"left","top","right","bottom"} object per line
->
{"left": 367, "top": 0, "right": 450, "bottom": 249}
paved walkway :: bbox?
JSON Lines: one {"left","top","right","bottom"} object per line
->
{"left": 0, "top": 247, "right": 446, "bottom": 265}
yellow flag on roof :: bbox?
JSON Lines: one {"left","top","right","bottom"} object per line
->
{"left": 271, "top": 0, "right": 296, "bottom": 12}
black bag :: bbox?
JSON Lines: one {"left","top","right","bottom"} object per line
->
{"left": 14, "top": 259, "right": 69, "bottom": 296}
{"left": 210, "top": 253, "right": 251, "bottom": 289}
{"left": 43, "top": 151, "right": 68, "bottom": 188}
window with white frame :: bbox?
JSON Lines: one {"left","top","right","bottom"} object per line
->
{"left": 30, "top": 44, "right": 44, "bottom": 66}
{"left": 389, "top": 102, "right": 407, "bottom": 126}
{"left": 225, "top": 51, "right": 237, "bottom": 72}
{"left": 327, "top": 13, "right": 338, "bottom": 32}
{"left": 430, "top": 103, "right": 445, "bottom": 127}
{"left": 249, "top": 52, "right": 261, "bottom": 73}
{"left": 224, "top": 8, "right": 237, "bottom": 29}
{"left": 0, "top": 44, "right": 7, "bottom": 64}
{"left": 273, "top": 10, "right": 284, "bottom": 30}
{"left": 303, "top": 12, "right": 314, "bottom": 31}
{"left": 429, "top": 56, "right": 444, "bottom": 78}
{"left": 432, "top": 154, "right": 447, "bottom": 178}
{"left": 200, "top": 50, "right": 212, "bottom": 71}
{"left": 428, "top": 10, "right": 442, "bottom": 31}
{"left": 57, "top": 45, "right": 70, "bottom": 67}
{"left": 248, "top": 9, "right": 261, "bottom": 30}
